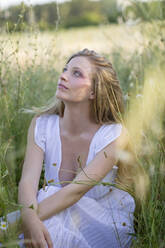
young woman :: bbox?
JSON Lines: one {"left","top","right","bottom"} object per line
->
{"left": 18, "top": 48, "right": 141, "bottom": 248}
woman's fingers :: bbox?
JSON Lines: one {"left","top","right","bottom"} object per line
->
{"left": 21, "top": 214, "right": 52, "bottom": 248}
{"left": 43, "top": 227, "right": 53, "bottom": 248}
{"left": 25, "top": 241, "right": 33, "bottom": 248}
{"left": 24, "top": 232, "right": 46, "bottom": 248}
{"left": 24, "top": 234, "right": 33, "bottom": 248}
{"left": 31, "top": 239, "right": 47, "bottom": 248}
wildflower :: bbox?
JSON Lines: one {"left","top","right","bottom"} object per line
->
{"left": 0, "top": 221, "right": 8, "bottom": 231}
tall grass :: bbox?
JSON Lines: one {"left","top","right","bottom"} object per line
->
{"left": 0, "top": 16, "right": 165, "bottom": 248}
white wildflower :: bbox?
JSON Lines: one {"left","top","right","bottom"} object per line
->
{"left": 0, "top": 221, "right": 8, "bottom": 231}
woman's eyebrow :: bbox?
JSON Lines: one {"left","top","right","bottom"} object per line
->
{"left": 66, "top": 65, "right": 84, "bottom": 74}
{"left": 65, "top": 65, "right": 82, "bottom": 70}
{"left": 71, "top": 66, "right": 83, "bottom": 71}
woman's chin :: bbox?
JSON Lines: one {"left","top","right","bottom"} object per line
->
{"left": 55, "top": 91, "right": 64, "bottom": 100}
{"left": 56, "top": 94, "right": 69, "bottom": 103}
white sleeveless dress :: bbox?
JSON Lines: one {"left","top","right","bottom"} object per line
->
{"left": 18, "top": 114, "right": 135, "bottom": 248}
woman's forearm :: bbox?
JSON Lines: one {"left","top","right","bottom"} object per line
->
{"left": 38, "top": 185, "right": 82, "bottom": 221}
{"left": 18, "top": 180, "right": 38, "bottom": 214}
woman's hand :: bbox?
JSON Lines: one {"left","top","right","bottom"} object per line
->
{"left": 21, "top": 209, "right": 53, "bottom": 248}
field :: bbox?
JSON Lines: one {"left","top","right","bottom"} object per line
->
{"left": 0, "top": 22, "right": 165, "bottom": 247}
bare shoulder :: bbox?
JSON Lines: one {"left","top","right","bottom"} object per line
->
{"left": 28, "top": 115, "right": 39, "bottom": 132}
{"left": 27, "top": 115, "right": 42, "bottom": 144}
{"left": 19, "top": 115, "right": 44, "bottom": 190}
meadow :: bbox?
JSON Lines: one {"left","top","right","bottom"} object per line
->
{"left": 0, "top": 21, "right": 165, "bottom": 247}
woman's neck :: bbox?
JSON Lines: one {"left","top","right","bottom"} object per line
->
{"left": 59, "top": 102, "right": 97, "bottom": 136}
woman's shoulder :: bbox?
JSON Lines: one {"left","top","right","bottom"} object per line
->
{"left": 99, "top": 122, "right": 130, "bottom": 150}
{"left": 95, "top": 122, "right": 123, "bottom": 154}
{"left": 33, "top": 114, "right": 59, "bottom": 151}
{"left": 99, "top": 122, "right": 123, "bottom": 138}
{"left": 33, "top": 113, "right": 59, "bottom": 133}
{"left": 34, "top": 113, "right": 59, "bottom": 124}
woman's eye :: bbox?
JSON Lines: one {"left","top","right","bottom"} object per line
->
{"left": 62, "top": 67, "right": 82, "bottom": 77}
{"left": 73, "top": 70, "right": 81, "bottom": 77}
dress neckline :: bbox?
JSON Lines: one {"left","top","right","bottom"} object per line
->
{"left": 57, "top": 115, "right": 104, "bottom": 186}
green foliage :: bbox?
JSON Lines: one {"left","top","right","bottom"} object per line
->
{"left": 0, "top": 34, "right": 59, "bottom": 223}
{"left": 123, "top": 0, "right": 165, "bottom": 22}
{"left": 60, "top": 0, "right": 106, "bottom": 28}
{"left": 63, "top": 12, "right": 104, "bottom": 28}
{"left": 0, "top": 0, "right": 115, "bottom": 32}
{"left": 111, "top": 20, "right": 165, "bottom": 98}
{"left": 1, "top": 0, "right": 165, "bottom": 32}
{"left": 132, "top": 147, "right": 165, "bottom": 247}
{"left": 107, "top": 20, "right": 165, "bottom": 247}
{"left": 101, "top": 0, "right": 121, "bottom": 23}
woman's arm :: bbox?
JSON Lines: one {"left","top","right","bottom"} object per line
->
{"left": 18, "top": 116, "right": 44, "bottom": 214}
{"left": 38, "top": 136, "right": 119, "bottom": 221}
{"left": 18, "top": 116, "right": 53, "bottom": 248}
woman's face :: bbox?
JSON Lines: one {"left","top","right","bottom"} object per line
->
{"left": 56, "top": 56, "right": 94, "bottom": 103}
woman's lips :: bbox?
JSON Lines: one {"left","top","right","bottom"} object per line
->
{"left": 58, "top": 84, "right": 68, "bottom": 89}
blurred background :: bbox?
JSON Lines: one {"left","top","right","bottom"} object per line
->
{"left": 0, "top": 0, "right": 165, "bottom": 247}
{"left": 0, "top": 0, "right": 165, "bottom": 31}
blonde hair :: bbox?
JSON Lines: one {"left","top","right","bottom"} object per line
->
{"left": 34, "top": 48, "right": 124, "bottom": 124}
{"left": 31, "top": 48, "right": 149, "bottom": 204}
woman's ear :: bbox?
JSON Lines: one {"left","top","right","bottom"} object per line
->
{"left": 89, "top": 91, "right": 95, "bottom": 100}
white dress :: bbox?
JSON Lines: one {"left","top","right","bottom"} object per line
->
{"left": 18, "top": 114, "right": 135, "bottom": 248}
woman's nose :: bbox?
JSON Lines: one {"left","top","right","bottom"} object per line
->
{"left": 60, "top": 71, "right": 68, "bottom": 81}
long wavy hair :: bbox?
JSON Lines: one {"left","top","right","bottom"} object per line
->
{"left": 35, "top": 48, "right": 124, "bottom": 124}
{"left": 32, "top": 48, "right": 149, "bottom": 204}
